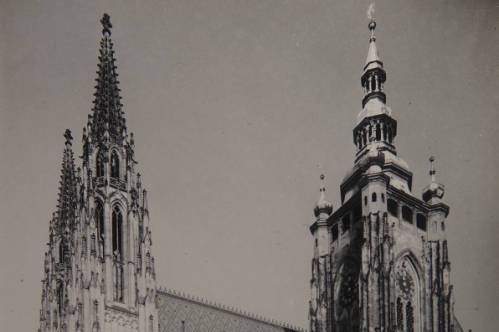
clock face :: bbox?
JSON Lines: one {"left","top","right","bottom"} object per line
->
{"left": 396, "top": 263, "right": 415, "bottom": 300}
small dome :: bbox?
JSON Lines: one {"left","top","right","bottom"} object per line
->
{"left": 314, "top": 174, "right": 333, "bottom": 218}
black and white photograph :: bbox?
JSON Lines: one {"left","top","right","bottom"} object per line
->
{"left": 0, "top": 1, "right": 497, "bottom": 331}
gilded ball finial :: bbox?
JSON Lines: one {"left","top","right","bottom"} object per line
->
{"left": 101, "top": 13, "right": 112, "bottom": 36}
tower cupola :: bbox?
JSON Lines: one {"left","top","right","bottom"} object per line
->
{"left": 361, "top": 17, "right": 386, "bottom": 108}
{"left": 423, "top": 156, "right": 445, "bottom": 204}
{"left": 352, "top": 6, "right": 397, "bottom": 160}
{"left": 314, "top": 174, "right": 333, "bottom": 218}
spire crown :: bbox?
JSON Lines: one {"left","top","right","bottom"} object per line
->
{"left": 89, "top": 13, "right": 127, "bottom": 145}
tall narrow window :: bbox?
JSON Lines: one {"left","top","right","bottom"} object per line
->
{"left": 402, "top": 206, "right": 413, "bottom": 223}
{"left": 93, "top": 300, "right": 98, "bottom": 321}
{"left": 112, "top": 206, "right": 124, "bottom": 302}
{"left": 372, "top": 192, "right": 377, "bottom": 202}
{"left": 112, "top": 206, "right": 123, "bottom": 257}
{"left": 82, "top": 236, "right": 87, "bottom": 257}
{"left": 77, "top": 302, "right": 83, "bottom": 330}
{"left": 95, "top": 201, "right": 105, "bottom": 254}
{"left": 149, "top": 315, "right": 154, "bottom": 332}
{"left": 90, "top": 234, "right": 96, "bottom": 256}
{"left": 332, "top": 224, "right": 339, "bottom": 241}
{"left": 387, "top": 199, "right": 398, "bottom": 217}
{"left": 396, "top": 297, "right": 403, "bottom": 329}
{"left": 406, "top": 302, "right": 415, "bottom": 332}
{"left": 416, "top": 214, "right": 427, "bottom": 231}
{"left": 59, "top": 242, "right": 65, "bottom": 263}
{"left": 342, "top": 214, "right": 351, "bottom": 233}
{"left": 57, "top": 282, "right": 64, "bottom": 315}
{"left": 96, "top": 153, "right": 105, "bottom": 177}
{"left": 110, "top": 151, "right": 120, "bottom": 179}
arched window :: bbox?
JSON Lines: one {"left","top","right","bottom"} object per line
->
{"left": 372, "top": 192, "right": 377, "bottom": 202}
{"left": 381, "top": 193, "right": 385, "bottom": 203}
{"left": 95, "top": 201, "right": 105, "bottom": 250}
{"left": 364, "top": 196, "right": 368, "bottom": 206}
{"left": 387, "top": 199, "right": 398, "bottom": 217}
{"left": 112, "top": 206, "right": 123, "bottom": 257}
{"left": 110, "top": 151, "right": 120, "bottom": 179}
{"left": 96, "top": 153, "right": 105, "bottom": 177}
{"left": 402, "top": 206, "right": 413, "bottom": 223}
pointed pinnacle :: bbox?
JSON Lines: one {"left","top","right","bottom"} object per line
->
{"left": 101, "top": 13, "right": 112, "bottom": 36}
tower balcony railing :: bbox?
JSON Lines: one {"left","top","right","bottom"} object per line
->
{"left": 94, "top": 176, "right": 127, "bottom": 191}
{"left": 95, "top": 176, "right": 105, "bottom": 187}
{"left": 110, "top": 176, "right": 127, "bottom": 191}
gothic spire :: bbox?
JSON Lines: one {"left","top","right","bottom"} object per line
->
{"left": 56, "top": 129, "right": 78, "bottom": 233}
{"left": 89, "top": 13, "right": 126, "bottom": 144}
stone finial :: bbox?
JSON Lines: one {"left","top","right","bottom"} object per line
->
{"left": 64, "top": 129, "right": 73, "bottom": 146}
{"left": 101, "top": 13, "right": 112, "bottom": 36}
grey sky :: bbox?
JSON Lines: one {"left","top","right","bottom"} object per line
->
{"left": 0, "top": 0, "right": 498, "bottom": 331}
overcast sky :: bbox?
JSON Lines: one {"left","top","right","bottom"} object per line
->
{"left": 0, "top": 0, "right": 498, "bottom": 331}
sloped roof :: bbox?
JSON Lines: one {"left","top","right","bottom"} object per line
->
{"left": 157, "top": 288, "right": 305, "bottom": 332}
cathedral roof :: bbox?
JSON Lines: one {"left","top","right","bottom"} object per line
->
{"left": 157, "top": 288, "right": 304, "bottom": 332}
{"left": 89, "top": 14, "right": 127, "bottom": 144}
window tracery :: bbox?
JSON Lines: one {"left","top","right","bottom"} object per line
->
{"left": 394, "top": 258, "right": 420, "bottom": 332}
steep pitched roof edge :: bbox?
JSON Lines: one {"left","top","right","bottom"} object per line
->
{"left": 157, "top": 286, "right": 307, "bottom": 332}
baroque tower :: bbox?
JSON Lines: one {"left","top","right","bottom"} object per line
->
{"left": 39, "top": 14, "right": 158, "bottom": 332}
{"left": 308, "top": 9, "right": 460, "bottom": 332}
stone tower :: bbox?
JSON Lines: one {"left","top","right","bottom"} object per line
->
{"left": 38, "top": 14, "right": 158, "bottom": 332}
{"left": 308, "top": 12, "right": 460, "bottom": 332}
